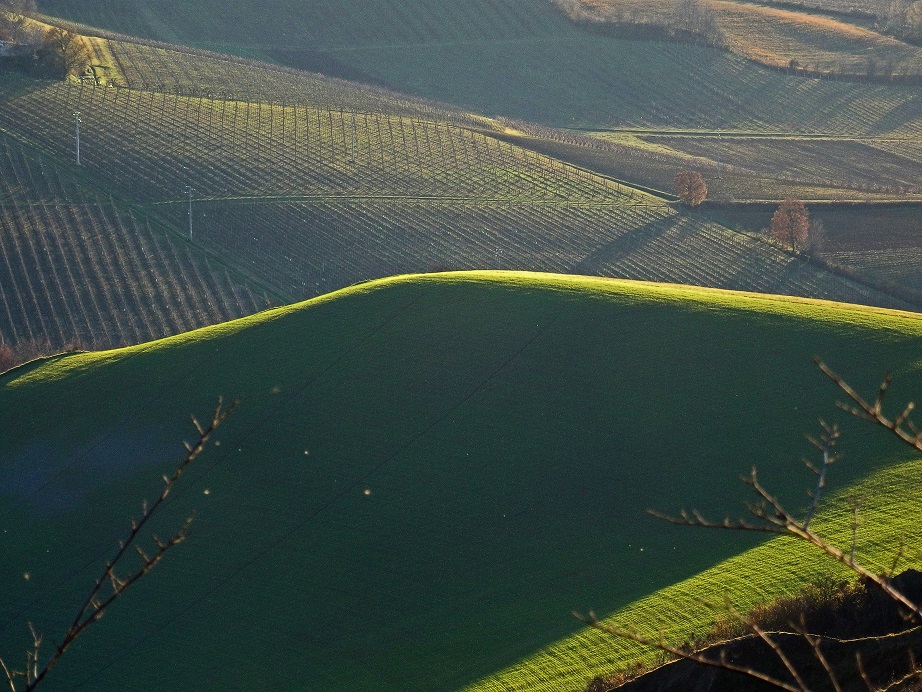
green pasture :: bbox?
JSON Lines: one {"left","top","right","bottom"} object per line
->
{"left": 473, "top": 451, "right": 922, "bottom": 690}
{"left": 3, "top": 272, "right": 922, "bottom": 690}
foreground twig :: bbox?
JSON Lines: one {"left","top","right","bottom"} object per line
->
{"left": 816, "top": 360, "right": 922, "bottom": 454}
{"left": 652, "top": 466, "right": 922, "bottom": 621}
{"left": 575, "top": 611, "right": 804, "bottom": 692}
{"left": 0, "top": 398, "right": 237, "bottom": 691}
{"left": 579, "top": 361, "right": 922, "bottom": 690}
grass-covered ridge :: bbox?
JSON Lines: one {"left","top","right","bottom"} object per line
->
{"left": 3, "top": 271, "right": 922, "bottom": 690}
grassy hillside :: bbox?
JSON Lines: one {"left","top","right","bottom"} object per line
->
{"left": 472, "top": 451, "right": 922, "bottom": 691}
{"left": 2, "top": 272, "right": 922, "bottom": 690}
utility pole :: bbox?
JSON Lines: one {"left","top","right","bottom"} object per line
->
{"left": 185, "top": 186, "right": 194, "bottom": 239}
{"left": 716, "top": 131, "right": 722, "bottom": 180}
{"left": 350, "top": 112, "right": 356, "bottom": 164}
{"left": 73, "top": 112, "right": 81, "bottom": 165}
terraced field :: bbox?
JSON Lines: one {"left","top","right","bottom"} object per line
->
{"left": 99, "top": 39, "right": 470, "bottom": 122}
{"left": 36, "top": 0, "right": 922, "bottom": 134}
{"left": 0, "top": 135, "right": 268, "bottom": 350}
{"left": 292, "top": 37, "right": 922, "bottom": 133}
{"left": 3, "top": 13, "right": 921, "bottom": 360}
{"left": 828, "top": 248, "right": 922, "bottom": 294}
{"left": 42, "top": 0, "right": 562, "bottom": 50}
{"left": 642, "top": 134, "right": 922, "bottom": 197}
{"left": 0, "top": 78, "right": 621, "bottom": 204}
{"left": 176, "top": 197, "right": 907, "bottom": 308}
{"left": 773, "top": 0, "right": 886, "bottom": 13}
{"left": 3, "top": 273, "right": 922, "bottom": 691}
{"left": 489, "top": 126, "right": 890, "bottom": 202}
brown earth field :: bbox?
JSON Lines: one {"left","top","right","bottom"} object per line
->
{"left": 708, "top": 201, "right": 922, "bottom": 252}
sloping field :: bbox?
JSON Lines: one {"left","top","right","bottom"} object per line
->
{"left": 0, "top": 77, "right": 624, "bottom": 205}
{"left": 37, "top": 0, "right": 922, "bottom": 134}
{"left": 201, "top": 35, "right": 922, "bottom": 135}
{"left": 561, "top": 0, "right": 922, "bottom": 77}
{"left": 0, "top": 135, "right": 268, "bottom": 350}
{"left": 41, "top": 0, "right": 561, "bottom": 51}
{"left": 765, "top": 0, "right": 886, "bottom": 13}
{"left": 0, "top": 72, "right": 905, "bottom": 315}
{"left": 96, "top": 38, "right": 470, "bottom": 123}
{"left": 828, "top": 248, "right": 922, "bottom": 295}
{"left": 543, "top": 129, "right": 922, "bottom": 201}
{"left": 488, "top": 127, "right": 902, "bottom": 202}
{"left": 711, "top": 0, "right": 922, "bottom": 75}
{"left": 645, "top": 134, "right": 922, "bottom": 196}
{"left": 2, "top": 272, "right": 922, "bottom": 691}
{"left": 178, "top": 197, "right": 910, "bottom": 309}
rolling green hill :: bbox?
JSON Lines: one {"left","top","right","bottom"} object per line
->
{"left": 3, "top": 272, "right": 922, "bottom": 690}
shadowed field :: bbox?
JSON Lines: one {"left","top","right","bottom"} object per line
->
{"left": 3, "top": 272, "right": 922, "bottom": 690}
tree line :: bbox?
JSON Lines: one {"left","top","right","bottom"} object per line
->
{"left": 0, "top": 0, "right": 89, "bottom": 78}
{"left": 884, "top": 0, "right": 922, "bottom": 43}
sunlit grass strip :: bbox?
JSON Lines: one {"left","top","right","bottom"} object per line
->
{"left": 468, "top": 452, "right": 922, "bottom": 692}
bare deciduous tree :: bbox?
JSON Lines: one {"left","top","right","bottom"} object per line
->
{"left": 673, "top": 0, "right": 724, "bottom": 45}
{"left": 806, "top": 218, "right": 827, "bottom": 257}
{"left": 35, "top": 27, "right": 89, "bottom": 78}
{"left": 0, "top": 0, "right": 35, "bottom": 44}
{"left": 770, "top": 198, "right": 810, "bottom": 252}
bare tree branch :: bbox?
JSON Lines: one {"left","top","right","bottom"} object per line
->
{"left": 803, "top": 422, "right": 839, "bottom": 531}
{"left": 791, "top": 621, "right": 842, "bottom": 692}
{"left": 574, "top": 611, "right": 804, "bottom": 692}
{"left": 727, "top": 604, "right": 809, "bottom": 692}
{"left": 0, "top": 398, "right": 237, "bottom": 692}
{"left": 817, "top": 360, "right": 922, "bottom": 454}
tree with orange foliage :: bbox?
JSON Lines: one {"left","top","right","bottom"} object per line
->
{"left": 770, "top": 198, "right": 810, "bottom": 252}
{"left": 674, "top": 170, "right": 707, "bottom": 207}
